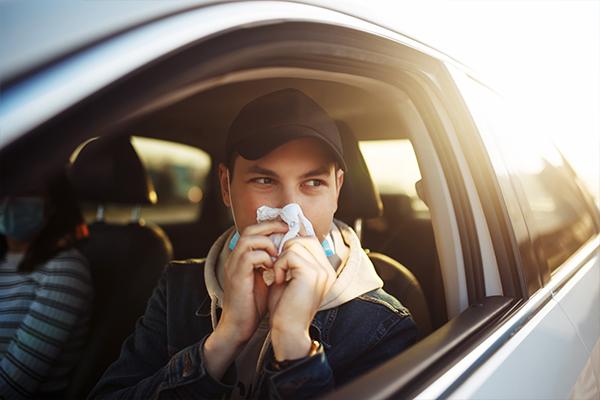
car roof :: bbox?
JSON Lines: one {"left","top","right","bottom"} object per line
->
{"left": 0, "top": 0, "right": 208, "bottom": 82}
{"left": 123, "top": 77, "right": 413, "bottom": 157}
{"left": 0, "top": 0, "right": 469, "bottom": 84}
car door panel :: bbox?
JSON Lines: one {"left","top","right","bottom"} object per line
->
{"left": 553, "top": 253, "right": 600, "bottom": 356}
{"left": 449, "top": 296, "right": 589, "bottom": 399}
{"left": 553, "top": 252, "right": 600, "bottom": 398}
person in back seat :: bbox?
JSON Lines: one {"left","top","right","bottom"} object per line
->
{"left": 0, "top": 172, "right": 92, "bottom": 399}
{"left": 90, "top": 88, "right": 417, "bottom": 399}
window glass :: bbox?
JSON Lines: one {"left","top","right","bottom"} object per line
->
{"left": 454, "top": 75, "right": 595, "bottom": 273}
{"left": 359, "top": 139, "right": 428, "bottom": 217}
{"left": 359, "top": 139, "right": 447, "bottom": 330}
{"left": 80, "top": 137, "right": 211, "bottom": 225}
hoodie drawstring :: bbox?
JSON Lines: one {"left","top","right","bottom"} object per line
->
{"left": 255, "top": 330, "right": 272, "bottom": 377}
{"left": 209, "top": 294, "right": 218, "bottom": 330}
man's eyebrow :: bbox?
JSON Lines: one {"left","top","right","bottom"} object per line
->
{"left": 300, "top": 166, "right": 333, "bottom": 178}
{"left": 245, "top": 165, "right": 279, "bottom": 176}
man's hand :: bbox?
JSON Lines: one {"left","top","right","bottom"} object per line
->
{"left": 204, "top": 221, "right": 288, "bottom": 379}
{"left": 268, "top": 236, "right": 336, "bottom": 361}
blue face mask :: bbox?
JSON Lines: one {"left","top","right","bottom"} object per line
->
{"left": 0, "top": 197, "right": 45, "bottom": 241}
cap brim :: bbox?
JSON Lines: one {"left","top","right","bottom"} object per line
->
{"left": 235, "top": 125, "right": 346, "bottom": 170}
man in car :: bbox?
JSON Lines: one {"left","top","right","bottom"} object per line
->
{"left": 90, "top": 88, "right": 417, "bottom": 399}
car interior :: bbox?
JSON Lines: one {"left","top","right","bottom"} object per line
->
{"left": 54, "top": 75, "right": 458, "bottom": 397}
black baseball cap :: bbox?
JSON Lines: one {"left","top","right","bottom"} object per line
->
{"left": 225, "top": 88, "right": 346, "bottom": 170}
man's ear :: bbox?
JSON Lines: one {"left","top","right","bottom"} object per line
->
{"left": 335, "top": 169, "right": 344, "bottom": 197}
{"left": 218, "top": 163, "right": 231, "bottom": 207}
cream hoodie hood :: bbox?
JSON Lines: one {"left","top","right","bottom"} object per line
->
{"left": 203, "top": 219, "right": 383, "bottom": 329}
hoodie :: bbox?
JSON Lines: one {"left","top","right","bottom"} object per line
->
{"left": 203, "top": 219, "right": 383, "bottom": 398}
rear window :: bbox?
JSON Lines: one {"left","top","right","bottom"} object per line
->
{"left": 79, "top": 137, "right": 211, "bottom": 225}
{"left": 359, "top": 139, "right": 428, "bottom": 217}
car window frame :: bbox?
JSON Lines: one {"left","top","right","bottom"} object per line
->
{"left": 446, "top": 66, "right": 538, "bottom": 299}
{"left": 449, "top": 68, "right": 600, "bottom": 295}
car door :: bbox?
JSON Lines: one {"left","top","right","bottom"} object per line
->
{"left": 439, "top": 68, "right": 600, "bottom": 399}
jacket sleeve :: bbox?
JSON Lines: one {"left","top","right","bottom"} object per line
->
{"left": 333, "top": 315, "right": 418, "bottom": 384}
{"left": 262, "top": 313, "right": 418, "bottom": 399}
{"left": 262, "top": 344, "right": 333, "bottom": 400}
{"left": 89, "top": 269, "right": 234, "bottom": 400}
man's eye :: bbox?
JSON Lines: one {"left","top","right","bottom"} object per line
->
{"left": 253, "top": 177, "right": 273, "bottom": 185}
{"left": 305, "top": 179, "right": 324, "bottom": 187}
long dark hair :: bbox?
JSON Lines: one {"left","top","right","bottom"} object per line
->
{"left": 0, "top": 171, "right": 88, "bottom": 272}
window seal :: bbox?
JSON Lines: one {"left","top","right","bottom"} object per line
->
{"left": 442, "top": 67, "right": 530, "bottom": 299}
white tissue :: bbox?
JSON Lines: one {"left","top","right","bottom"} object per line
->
{"left": 255, "top": 203, "right": 316, "bottom": 285}
{"left": 257, "top": 203, "right": 316, "bottom": 253}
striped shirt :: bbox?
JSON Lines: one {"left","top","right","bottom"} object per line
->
{"left": 0, "top": 248, "right": 92, "bottom": 399}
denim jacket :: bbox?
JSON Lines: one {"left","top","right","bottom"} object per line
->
{"left": 89, "top": 258, "right": 417, "bottom": 400}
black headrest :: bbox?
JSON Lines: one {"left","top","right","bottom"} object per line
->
{"left": 69, "top": 136, "right": 156, "bottom": 205}
{"left": 0, "top": 173, "right": 47, "bottom": 197}
{"left": 335, "top": 122, "right": 383, "bottom": 222}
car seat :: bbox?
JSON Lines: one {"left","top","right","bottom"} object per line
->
{"left": 335, "top": 122, "right": 432, "bottom": 337}
{"left": 66, "top": 135, "right": 173, "bottom": 398}
{"left": 366, "top": 191, "right": 447, "bottom": 330}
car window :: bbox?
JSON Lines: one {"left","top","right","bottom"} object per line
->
{"left": 453, "top": 76, "right": 596, "bottom": 274}
{"left": 359, "top": 139, "right": 428, "bottom": 217}
{"left": 359, "top": 139, "right": 448, "bottom": 331}
{"left": 78, "top": 136, "right": 211, "bottom": 225}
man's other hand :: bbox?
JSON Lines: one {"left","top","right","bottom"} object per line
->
{"left": 204, "top": 220, "right": 287, "bottom": 379}
{"left": 268, "top": 236, "right": 335, "bottom": 361}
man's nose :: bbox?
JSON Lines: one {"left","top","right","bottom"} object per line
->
{"left": 278, "top": 186, "right": 299, "bottom": 207}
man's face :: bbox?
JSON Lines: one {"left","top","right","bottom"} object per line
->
{"left": 219, "top": 137, "right": 344, "bottom": 241}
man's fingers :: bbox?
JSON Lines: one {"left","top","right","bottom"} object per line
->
{"left": 272, "top": 248, "right": 314, "bottom": 284}
{"left": 281, "top": 237, "right": 327, "bottom": 262}
{"left": 277, "top": 239, "right": 336, "bottom": 290}
{"left": 272, "top": 256, "right": 286, "bottom": 285}
{"left": 241, "top": 220, "right": 289, "bottom": 237}
{"left": 234, "top": 235, "right": 278, "bottom": 257}
{"left": 272, "top": 253, "right": 293, "bottom": 285}
{"left": 229, "top": 250, "right": 273, "bottom": 279}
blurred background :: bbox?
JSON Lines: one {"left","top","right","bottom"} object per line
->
{"left": 379, "top": 0, "right": 599, "bottom": 199}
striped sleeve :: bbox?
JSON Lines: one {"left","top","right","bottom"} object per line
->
{"left": 0, "top": 252, "right": 92, "bottom": 399}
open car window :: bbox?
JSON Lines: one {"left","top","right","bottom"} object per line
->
{"left": 56, "top": 23, "right": 477, "bottom": 398}
{"left": 359, "top": 139, "right": 428, "bottom": 217}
